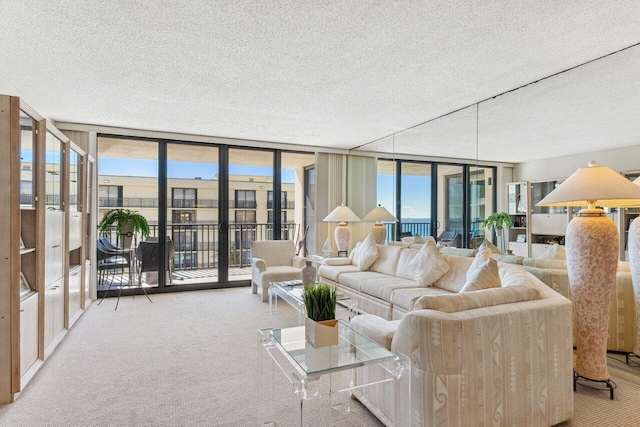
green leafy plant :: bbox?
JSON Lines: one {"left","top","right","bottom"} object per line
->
{"left": 482, "top": 212, "right": 514, "bottom": 252}
{"left": 98, "top": 208, "right": 150, "bottom": 238}
{"left": 302, "top": 284, "right": 337, "bottom": 322}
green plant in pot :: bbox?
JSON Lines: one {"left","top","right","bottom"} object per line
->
{"left": 302, "top": 284, "right": 338, "bottom": 347}
{"left": 98, "top": 208, "right": 150, "bottom": 249}
{"left": 482, "top": 212, "right": 514, "bottom": 254}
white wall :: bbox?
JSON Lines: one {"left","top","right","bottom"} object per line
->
{"left": 0, "top": 76, "right": 20, "bottom": 96}
{"left": 514, "top": 144, "right": 640, "bottom": 182}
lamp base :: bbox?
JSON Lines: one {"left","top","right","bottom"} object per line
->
{"left": 568, "top": 212, "right": 618, "bottom": 382}
{"left": 334, "top": 222, "right": 351, "bottom": 253}
{"left": 628, "top": 218, "right": 640, "bottom": 358}
{"left": 371, "top": 222, "right": 386, "bottom": 245}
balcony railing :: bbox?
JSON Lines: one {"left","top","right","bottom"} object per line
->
{"left": 266, "top": 200, "right": 295, "bottom": 209}
{"left": 99, "top": 222, "right": 299, "bottom": 271}
{"left": 233, "top": 200, "right": 257, "bottom": 209}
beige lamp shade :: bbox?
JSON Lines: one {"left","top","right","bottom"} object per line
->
{"left": 323, "top": 204, "right": 361, "bottom": 223}
{"left": 536, "top": 161, "right": 640, "bottom": 209}
{"left": 363, "top": 204, "right": 397, "bottom": 223}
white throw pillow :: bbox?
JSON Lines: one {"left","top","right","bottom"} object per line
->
{"left": 408, "top": 240, "right": 450, "bottom": 287}
{"left": 460, "top": 247, "right": 501, "bottom": 292}
{"left": 478, "top": 238, "right": 504, "bottom": 255}
{"left": 349, "top": 242, "right": 362, "bottom": 261}
{"left": 537, "top": 243, "right": 566, "bottom": 260}
{"left": 355, "top": 234, "right": 378, "bottom": 270}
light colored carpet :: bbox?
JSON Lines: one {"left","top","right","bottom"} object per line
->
{"left": 0, "top": 288, "right": 639, "bottom": 426}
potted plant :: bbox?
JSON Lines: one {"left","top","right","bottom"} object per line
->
{"left": 98, "top": 208, "right": 150, "bottom": 249}
{"left": 482, "top": 212, "right": 514, "bottom": 253}
{"left": 302, "top": 284, "right": 338, "bottom": 347}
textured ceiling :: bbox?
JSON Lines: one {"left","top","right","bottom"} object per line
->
{"left": 1, "top": 1, "right": 640, "bottom": 163}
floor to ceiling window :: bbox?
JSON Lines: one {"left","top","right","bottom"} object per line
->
{"left": 97, "top": 136, "right": 315, "bottom": 295}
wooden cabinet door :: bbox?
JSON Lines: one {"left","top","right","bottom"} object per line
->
{"left": 44, "top": 278, "right": 64, "bottom": 349}
{"left": 19, "top": 294, "right": 39, "bottom": 376}
{"left": 45, "top": 211, "right": 65, "bottom": 285}
{"left": 68, "top": 266, "right": 82, "bottom": 323}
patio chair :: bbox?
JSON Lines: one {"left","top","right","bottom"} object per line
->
{"left": 250, "top": 240, "right": 307, "bottom": 302}
{"left": 436, "top": 230, "right": 458, "bottom": 247}
{"left": 97, "top": 239, "right": 135, "bottom": 309}
{"left": 135, "top": 238, "right": 175, "bottom": 286}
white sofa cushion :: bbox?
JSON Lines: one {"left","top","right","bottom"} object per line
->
{"left": 438, "top": 247, "right": 477, "bottom": 257}
{"left": 350, "top": 314, "right": 401, "bottom": 350}
{"left": 433, "top": 254, "right": 474, "bottom": 293}
{"left": 338, "top": 271, "right": 387, "bottom": 292}
{"left": 388, "top": 241, "right": 410, "bottom": 248}
{"left": 318, "top": 264, "right": 360, "bottom": 282}
{"left": 409, "top": 240, "right": 450, "bottom": 287}
{"left": 354, "top": 234, "right": 378, "bottom": 270}
{"left": 371, "top": 245, "right": 403, "bottom": 276}
{"left": 411, "top": 284, "right": 539, "bottom": 312}
{"left": 360, "top": 276, "right": 418, "bottom": 302}
{"left": 523, "top": 258, "right": 567, "bottom": 269}
{"left": 537, "top": 243, "right": 566, "bottom": 260}
{"left": 257, "top": 266, "right": 307, "bottom": 287}
{"left": 460, "top": 248, "right": 501, "bottom": 292}
{"left": 493, "top": 253, "right": 525, "bottom": 265}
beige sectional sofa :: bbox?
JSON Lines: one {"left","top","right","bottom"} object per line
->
{"left": 319, "top": 241, "right": 573, "bottom": 426}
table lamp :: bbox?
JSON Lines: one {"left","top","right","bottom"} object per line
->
{"left": 537, "top": 161, "right": 640, "bottom": 399}
{"left": 363, "top": 204, "right": 397, "bottom": 244}
{"left": 323, "top": 204, "right": 360, "bottom": 255}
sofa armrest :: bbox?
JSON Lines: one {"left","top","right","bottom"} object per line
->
{"left": 291, "top": 255, "right": 307, "bottom": 268}
{"left": 251, "top": 257, "right": 267, "bottom": 273}
{"left": 350, "top": 314, "right": 400, "bottom": 350}
{"left": 323, "top": 257, "right": 353, "bottom": 266}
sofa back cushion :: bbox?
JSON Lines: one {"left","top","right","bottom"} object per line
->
{"left": 438, "top": 247, "right": 477, "bottom": 257}
{"left": 408, "top": 240, "right": 450, "bottom": 287}
{"left": 354, "top": 234, "right": 378, "bottom": 270}
{"left": 250, "top": 240, "right": 294, "bottom": 266}
{"left": 493, "top": 254, "right": 525, "bottom": 265}
{"left": 411, "top": 285, "right": 540, "bottom": 312}
{"left": 371, "top": 245, "right": 403, "bottom": 276}
{"left": 388, "top": 241, "right": 410, "bottom": 248}
{"left": 460, "top": 248, "right": 501, "bottom": 292}
{"left": 537, "top": 243, "right": 566, "bottom": 260}
{"left": 523, "top": 258, "right": 567, "bottom": 269}
{"left": 433, "top": 254, "right": 474, "bottom": 293}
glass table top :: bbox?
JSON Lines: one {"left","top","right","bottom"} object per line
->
{"left": 274, "top": 280, "right": 350, "bottom": 303}
{"left": 269, "top": 320, "right": 396, "bottom": 377}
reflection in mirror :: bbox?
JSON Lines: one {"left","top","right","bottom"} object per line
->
{"left": 45, "top": 131, "right": 62, "bottom": 210}
{"left": 19, "top": 111, "right": 36, "bottom": 208}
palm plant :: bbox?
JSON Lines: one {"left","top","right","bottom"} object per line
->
{"left": 98, "top": 208, "right": 150, "bottom": 239}
{"left": 482, "top": 212, "right": 514, "bottom": 252}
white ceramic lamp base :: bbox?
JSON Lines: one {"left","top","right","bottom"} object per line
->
{"left": 371, "top": 223, "right": 386, "bottom": 245}
{"left": 334, "top": 222, "right": 351, "bottom": 253}
{"left": 567, "top": 212, "right": 618, "bottom": 382}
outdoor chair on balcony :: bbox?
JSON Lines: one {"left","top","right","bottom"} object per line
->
{"left": 436, "top": 230, "right": 459, "bottom": 247}
{"left": 135, "top": 238, "right": 175, "bottom": 286}
{"left": 97, "top": 239, "right": 136, "bottom": 309}
{"left": 250, "top": 240, "right": 307, "bottom": 302}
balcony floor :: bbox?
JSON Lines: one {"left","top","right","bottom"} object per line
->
{"left": 98, "top": 267, "right": 251, "bottom": 290}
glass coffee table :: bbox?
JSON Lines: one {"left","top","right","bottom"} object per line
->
{"left": 269, "top": 280, "right": 356, "bottom": 324}
{"left": 257, "top": 320, "right": 410, "bottom": 426}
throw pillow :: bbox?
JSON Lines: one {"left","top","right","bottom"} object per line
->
{"left": 460, "top": 247, "right": 501, "bottom": 292}
{"left": 408, "top": 239, "right": 450, "bottom": 287}
{"left": 354, "top": 234, "right": 378, "bottom": 270}
{"left": 537, "top": 243, "right": 566, "bottom": 260}
{"left": 349, "top": 242, "right": 362, "bottom": 261}
{"left": 478, "top": 238, "right": 504, "bottom": 255}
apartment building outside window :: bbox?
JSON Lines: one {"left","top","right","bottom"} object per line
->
{"left": 99, "top": 185, "right": 122, "bottom": 207}
{"left": 235, "top": 190, "right": 256, "bottom": 208}
{"left": 267, "top": 191, "right": 287, "bottom": 209}
{"left": 235, "top": 210, "right": 256, "bottom": 223}
{"left": 172, "top": 188, "right": 197, "bottom": 208}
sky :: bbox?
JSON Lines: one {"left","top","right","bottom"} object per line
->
{"left": 378, "top": 173, "right": 431, "bottom": 220}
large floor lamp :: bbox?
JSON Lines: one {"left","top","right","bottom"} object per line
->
{"left": 323, "top": 204, "right": 360, "bottom": 256}
{"left": 537, "top": 162, "right": 640, "bottom": 399}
